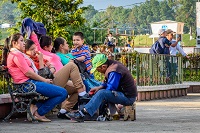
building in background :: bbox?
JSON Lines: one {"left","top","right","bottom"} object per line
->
{"left": 149, "top": 20, "right": 184, "bottom": 44}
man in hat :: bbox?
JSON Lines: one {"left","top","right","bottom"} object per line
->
{"left": 150, "top": 29, "right": 179, "bottom": 55}
{"left": 66, "top": 54, "right": 137, "bottom": 122}
{"left": 166, "top": 29, "right": 188, "bottom": 58}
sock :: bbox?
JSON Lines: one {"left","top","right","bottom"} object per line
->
{"left": 78, "top": 91, "right": 86, "bottom": 96}
{"left": 59, "top": 109, "right": 67, "bottom": 114}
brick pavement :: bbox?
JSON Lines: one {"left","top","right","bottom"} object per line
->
{"left": 0, "top": 93, "right": 200, "bottom": 133}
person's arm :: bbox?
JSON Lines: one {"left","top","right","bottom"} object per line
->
{"left": 89, "top": 72, "right": 121, "bottom": 93}
{"left": 170, "top": 37, "right": 181, "bottom": 47}
{"left": 76, "top": 56, "right": 85, "bottom": 61}
{"left": 105, "top": 72, "right": 121, "bottom": 91}
{"left": 13, "top": 52, "right": 52, "bottom": 83}
{"left": 25, "top": 70, "right": 52, "bottom": 83}
{"left": 73, "top": 46, "right": 91, "bottom": 62}
{"left": 176, "top": 44, "right": 188, "bottom": 57}
{"left": 35, "top": 51, "right": 44, "bottom": 69}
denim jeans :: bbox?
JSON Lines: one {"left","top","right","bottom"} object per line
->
{"left": 84, "top": 89, "right": 136, "bottom": 116}
{"left": 27, "top": 79, "right": 67, "bottom": 116}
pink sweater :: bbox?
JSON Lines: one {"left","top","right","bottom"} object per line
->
{"left": 30, "top": 34, "right": 63, "bottom": 71}
{"left": 7, "top": 51, "right": 33, "bottom": 83}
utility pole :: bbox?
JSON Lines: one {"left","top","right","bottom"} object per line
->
{"left": 196, "top": 1, "right": 200, "bottom": 48}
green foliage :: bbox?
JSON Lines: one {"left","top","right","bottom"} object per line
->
{"left": 182, "top": 53, "right": 200, "bottom": 81}
{"left": 0, "top": 1, "right": 19, "bottom": 25}
{"left": 10, "top": 0, "right": 86, "bottom": 40}
{"left": 174, "top": 0, "right": 196, "bottom": 34}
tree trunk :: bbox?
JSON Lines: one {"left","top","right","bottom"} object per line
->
{"left": 190, "top": 26, "right": 192, "bottom": 40}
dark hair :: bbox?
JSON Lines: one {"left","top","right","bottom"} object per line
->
{"left": 2, "top": 37, "right": 10, "bottom": 66}
{"left": 92, "top": 43, "right": 97, "bottom": 48}
{"left": 53, "top": 37, "right": 65, "bottom": 52}
{"left": 73, "top": 32, "right": 84, "bottom": 40}
{"left": 25, "top": 39, "right": 35, "bottom": 51}
{"left": 39, "top": 35, "right": 52, "bottom": 49}
{"left": 9, "top": 33, "right": 23, "bottom": 49}
{"left": 2, "top": 33, "right": 22, "bottom": 66}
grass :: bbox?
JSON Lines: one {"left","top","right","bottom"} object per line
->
{"left": 133, "top": 34, "right": 196, "bottom": 47}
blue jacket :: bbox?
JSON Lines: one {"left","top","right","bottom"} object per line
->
{"left": 21, "top": 18, "right": 46, "bottom": 39}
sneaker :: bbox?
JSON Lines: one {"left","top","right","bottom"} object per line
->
{"left": 66, "top": 111, "right": 84, "bottom": 122}
{"left": 79, "top": 93, "right": 90, "bottom": 100}
{"left": 57, "top": 112, "right": 70, "bottom": 119}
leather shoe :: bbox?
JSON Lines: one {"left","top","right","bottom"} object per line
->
{"left": 57, "top": 112, "right": 70, "bottom": 119}
{"left": 34, "top": 116, "right": 51, "bottom": 122}
{"left": 66, "top": 111, "right": 84, "bottom": 122}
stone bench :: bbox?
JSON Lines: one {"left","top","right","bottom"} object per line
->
{"left": 184, "top": 82, "right": 200, "bottom": 93}
{"left": 0, "top": 94, "right": 12, "bottom": 119}
{"left": 137, "top": 84, "right": 189, "bottom": 101}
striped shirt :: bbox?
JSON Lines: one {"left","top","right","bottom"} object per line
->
{"left": 71, "top": 45, "right": 92, "bottom": 73}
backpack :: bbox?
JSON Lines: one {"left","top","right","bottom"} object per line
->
{"left": 150, "top": 37, "right": 164, "bottom": 54}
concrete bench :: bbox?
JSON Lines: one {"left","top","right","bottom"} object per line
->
{"left": 137, "top": 84, "right": 189, "bottom": 101}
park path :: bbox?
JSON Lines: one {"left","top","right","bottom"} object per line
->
{"left": 1, "top": 93, "right": 200, "bottom": 133}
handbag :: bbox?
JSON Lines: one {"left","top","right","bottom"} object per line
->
{"left": 38, "top": 67, "right": 54, "bottom": 79}
{"left": 83, "top": 78, "right": 102, "bottom": 92}
{"left": 73, "top": 59, "right": 87, "bottom": 74}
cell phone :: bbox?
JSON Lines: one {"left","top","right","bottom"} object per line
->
{"left": 178, "top": 34, "right": 181, "bottom": 41}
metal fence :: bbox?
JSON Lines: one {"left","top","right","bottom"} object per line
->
{"left": 136, "top": 53, "right": 183, "bottom": 86}
{"left": 94, "top": 52, "right": 183, "bottom": 86}
{"left": 0, "top": 52, "right": 184, "bottom": 94}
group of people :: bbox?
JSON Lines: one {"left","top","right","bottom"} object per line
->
{"left": 150, "top": 28, "right": 188, "bottom": 58}
{"left": 2, "top": 18, "right": 138, "bottom": 122}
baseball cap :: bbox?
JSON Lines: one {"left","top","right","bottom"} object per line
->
{"left": 158, "top": 29, "right": 166, "bottom": 35}
{"left": 90, "top": 54, "right": 108, "bottom": 73}
{"left": 166, "top": 29, "right": 176, "bottom": 34}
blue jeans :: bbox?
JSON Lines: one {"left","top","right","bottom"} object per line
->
{"left": 84, "top": 89, "right": 136, "bottom": 116}
{"left": 27, "top": 79, "right": 67, "bottom": 116}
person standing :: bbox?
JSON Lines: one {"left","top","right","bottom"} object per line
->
{"left": 166, "top": 29, "right": 189, "bottom": 58}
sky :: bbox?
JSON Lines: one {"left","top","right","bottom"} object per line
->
{"left": 82, "top": 0, "right": 147, "bottom": 10}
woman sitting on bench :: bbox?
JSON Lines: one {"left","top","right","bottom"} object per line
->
{"left": 6, "top": 33, "right": 68, "bottom": 122}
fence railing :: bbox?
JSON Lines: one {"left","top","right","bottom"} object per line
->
{"left": 94, "top": 52, "right": 183, "bottom": 86}
{"left": 0, "top": 52, "right": 185, "bottom": 94}
{"left": 136, "top": 53, "right": 183, "bottom": 86}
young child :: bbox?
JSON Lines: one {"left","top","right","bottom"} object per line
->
{"left": 71, "top": 32, "right": 92, "bottom": 75}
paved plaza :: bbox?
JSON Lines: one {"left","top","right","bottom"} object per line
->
{"left": 1, "top": 93, "right": 200, "bottom": 133}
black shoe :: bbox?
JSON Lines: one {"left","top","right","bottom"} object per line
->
{"left": 57, "top": 112, "right": 70, "bottom": 119}
{"left": 66, "top": 111, "right": 84, "bottom": 122}
{"left": 79, "top": 93, "right": 91, "bottom": 102}
{"left": 79, "top": 93, "right": 90, "bottom": 99}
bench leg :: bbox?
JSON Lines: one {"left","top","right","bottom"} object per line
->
{"left": 4, "top": 103, "right": 17, "bottom": 121}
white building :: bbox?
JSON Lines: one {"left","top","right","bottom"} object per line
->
{"left": 0, "top": 23, "right": 11, "bottom": 28}
{"left": 149, "top": 20, "right": 184, "bottom": 43}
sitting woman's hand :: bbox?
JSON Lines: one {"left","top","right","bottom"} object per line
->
{"left": 36, "top": 51, "right": 43, "bottom": 61}
{"left": 44, "top": 78, "right": 53, "bottom": 84}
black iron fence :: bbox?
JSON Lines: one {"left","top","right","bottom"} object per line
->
{"left": 1, "top": 52, "right": 200, "bottom": 94}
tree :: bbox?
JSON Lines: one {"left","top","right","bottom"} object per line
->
{"left": 0, "top": 1, "right": 19, "bottom": 25}
{"left": 82, "top": 5, "right": 98, "bottom": 25}
{"left": 174, "top": 0, "right": 196, "bottom": 37}
{"left": 10, "top": 0, "right": 86, "bottom": 39}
